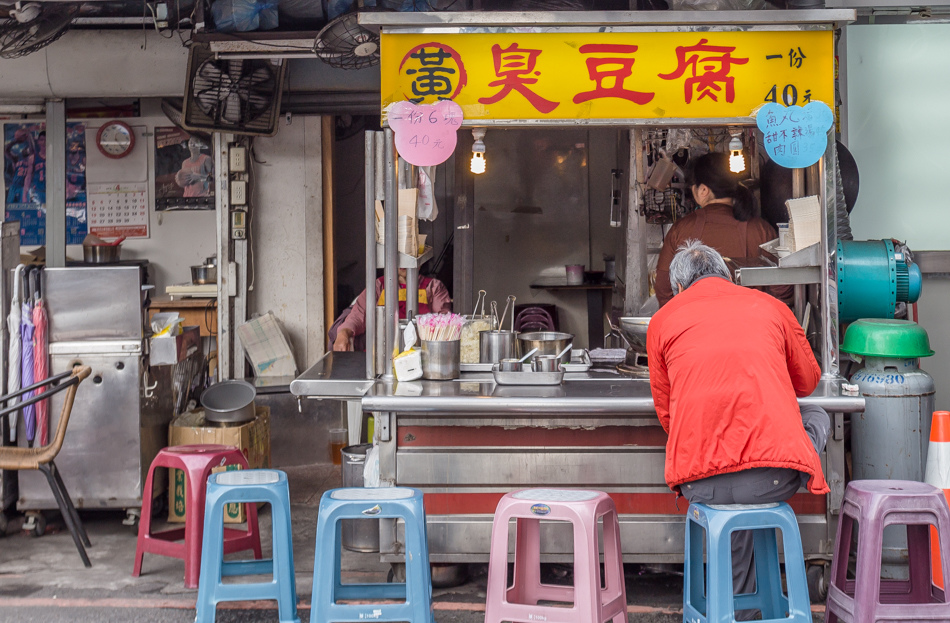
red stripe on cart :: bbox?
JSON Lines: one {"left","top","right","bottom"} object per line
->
{"left": 398, "top": 425, "right": 669, "bottom": 447}
{"left": 422, "top": 492, "right": 827, "bottom": 516}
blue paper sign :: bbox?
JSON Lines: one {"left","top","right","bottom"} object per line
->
{"left": 755, "top": 102, "right": 834, "bottom": 169}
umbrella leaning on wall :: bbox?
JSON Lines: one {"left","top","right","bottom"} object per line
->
{"left": 32, "top": 268, "right": 48, "bottom": 446}
{"left": 20, "top": 267, "right": 35, "bottom": 446}
{"left": 5, "top": 264, "right": 25, "bottom": 443}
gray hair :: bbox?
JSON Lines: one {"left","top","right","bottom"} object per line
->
{"left": 668, "top": 239, "right": 731, "bottom": 294}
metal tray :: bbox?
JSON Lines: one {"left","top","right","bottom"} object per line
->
{"left": 461, "top": 349, "right": 590, "bottom": 373}
{"left": 492, "top": 367, "right": 565, "bottom": 386}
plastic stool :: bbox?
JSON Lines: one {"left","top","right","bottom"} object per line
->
{"left": 826, "top": 480, "right": 950, "bottom": 623}
{"left": 684, "top": 502, "right": 811, "bottom": 623}
{"left": 484, "top": 489, "right": 627, "bottom": 623}
{"left": 310, "top": 487, "right": 433, "bottom": 623}
{"left": 196, "top": 469, "right": 299, "bottom": 623}
{"left": 132, "top": 444, "right": 262, "bottom": 588}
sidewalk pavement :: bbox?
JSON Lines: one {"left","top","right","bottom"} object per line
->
{"left": 0, "top": 464, "right": 825, "bottom": 622}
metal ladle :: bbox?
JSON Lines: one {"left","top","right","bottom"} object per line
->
{"left": 518, "top": 348, "right": 539, "bottom": 363}
{"left": 499, "top": 295, "right": 516, "bottom": 332}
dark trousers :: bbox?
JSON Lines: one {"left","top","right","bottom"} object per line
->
{"left": 680, "top": 405, "right": 831, "bottom": 620}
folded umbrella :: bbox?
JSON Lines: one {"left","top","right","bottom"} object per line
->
{"left": 5, "top": 264, "right": 24, "bottom": 442}
{"left": 20, "top": 268, "right": 35, "bottom": 445}
{"left": 32, "top": 268, "right": 48, "bottom": 446}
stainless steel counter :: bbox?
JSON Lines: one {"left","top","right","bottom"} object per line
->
{"left": 290, "top": 352, "right": 375, "bottom": 399}
{"left": 362, "top": 375, "right": 864, "bottom": 415}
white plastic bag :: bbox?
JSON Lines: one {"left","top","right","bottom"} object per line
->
{"left": 417, "top": 166, "right": 439, "bottom": 221}
{"left": 363, "top": 443, "right": 380, "bottom": 488}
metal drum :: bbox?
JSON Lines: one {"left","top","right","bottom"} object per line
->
{"left": 844, "top": 319, "right": 936, "bottom": 579}
{"left": 341, "top": 444, "right": 380, "bottom": 552}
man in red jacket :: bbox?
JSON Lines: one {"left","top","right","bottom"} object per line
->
{"left": 647, "top": 240, "right": 830, "bottom": 619}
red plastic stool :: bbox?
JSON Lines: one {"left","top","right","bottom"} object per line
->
{"left": 132, "top": 444, "right": 262, "bottom": 588}
{"left": 485, "top": 488, "right": 627, "bottom": 623}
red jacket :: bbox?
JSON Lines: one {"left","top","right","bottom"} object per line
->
{"left": 647, "top": 276, "right": 829, "bottom": 495}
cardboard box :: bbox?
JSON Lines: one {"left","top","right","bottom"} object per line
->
{"left": 168, "top": 405, "right": 271, "bottom": 523}
{"left": 150, "top": 325, "right": 201, "bottom": 366}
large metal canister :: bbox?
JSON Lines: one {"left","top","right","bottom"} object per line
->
{"left": 341, "top": 444, "right": 380, "bottom": 552}
{"left": 845, "top": 320, "right": 936, "bottom": 579}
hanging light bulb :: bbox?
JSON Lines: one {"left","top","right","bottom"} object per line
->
{"left": 728, "top": 132, "right": 745, "bottom": 173}
{"left": 471, "top": 128, "right": 486, "bottom": 174}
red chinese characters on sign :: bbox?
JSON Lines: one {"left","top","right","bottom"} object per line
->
{"left": 478, "top": 43, "right": 560, "bottom": 114}
{"left": 658, "top": 38, "right": 749, "bottom": 104}
{"left": 399, "top": 43, "right": 468, "bottom": 104}
{"left": 573, "top": 44, "right": 655, "bottom": 106}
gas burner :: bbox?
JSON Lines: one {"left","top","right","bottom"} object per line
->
{"left": 616, "top": 363, "right": 650, "bottom": 378}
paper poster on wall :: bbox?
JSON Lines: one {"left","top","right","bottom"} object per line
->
{"left": 154, "top": 127, "right": 214, "bottom": 211}
{"left": 3, "top": 122, "right": 88, "bottom": 245}
{"left": 88, "top": 182, "right": 149, "bottom": 239}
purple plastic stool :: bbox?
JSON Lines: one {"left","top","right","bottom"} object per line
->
{"left": 827, "top": 480, "right": 950, "bottom": 623}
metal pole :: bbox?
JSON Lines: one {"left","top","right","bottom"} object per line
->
{"left": 45, "top": 100, "right": 66, "bottom": 268}
{"left": 364, "top": 131, "right": 377, "bottom": 380}
{"left": 383, "top": 128, "right": 398, "bottom": 379}
{"left": 819, "top": 134, "right": 839, "bottom": 379}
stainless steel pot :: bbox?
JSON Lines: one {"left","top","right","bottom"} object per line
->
{"left": 618, "top": 317, "right": 650, "bottom": 353}
{"left": 83, "top": 244, "right": 120, "bottom": 264}
{"left": 201, "top": 380, "right": 257, "bottom": 424}
{"left": 191, "top": 264, "right": 217, "bottom": 285}
{"left": 480, "top": 330, "right": 518, "bottom": 363}
{"left": 517, "top": 331, "right": 574, "bottom": 365}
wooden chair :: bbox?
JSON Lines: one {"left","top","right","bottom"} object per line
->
{"left": 0, "top": 365, "right": 92, "bottom": 567}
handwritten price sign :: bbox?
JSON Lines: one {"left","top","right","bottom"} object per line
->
{"left": 389, "top": 100, "right": 464, "bottom": 167}
{"left": 756, "top": 101, "right": 834, "bottom": 169}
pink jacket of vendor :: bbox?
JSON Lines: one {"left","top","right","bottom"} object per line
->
{"left": 338, "top": 275, "right": 451, "bottom": 338}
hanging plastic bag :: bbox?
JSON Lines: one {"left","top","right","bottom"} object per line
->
{"left": 417, "top": 166, "right": 439, "bottom": 221}
{"left": 363, "top": 443, "right": 380, "bottom": 488}
{"left": 212, "top": 0, "right": 278, "bottom": 33}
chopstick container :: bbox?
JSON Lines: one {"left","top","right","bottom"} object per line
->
{"left": 420, "top": 340, "right": 460, "bottom": 380}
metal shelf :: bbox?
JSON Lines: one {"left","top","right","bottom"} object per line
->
{"left": 376, "top": 244, "right": 433, "bottom": 270}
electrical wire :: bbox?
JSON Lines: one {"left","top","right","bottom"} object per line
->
{"left": 246, "top": 137, "right": 256, "bottom": 293}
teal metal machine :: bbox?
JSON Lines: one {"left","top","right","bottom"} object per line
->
{"left": 837, "top": 239, "right": 922, "bottom": 323}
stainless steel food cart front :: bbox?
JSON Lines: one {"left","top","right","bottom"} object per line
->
{"left": 293, "top": 8, "right": 859, "bottom": 582}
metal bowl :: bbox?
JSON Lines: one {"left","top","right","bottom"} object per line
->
{"left": 517, "top": 331, "right": 574, "bottom": 365}
{"left": 191, "top": 264, "right": 217, "bottom": 285}
{"left": 619, "top": 317, "right": 651, "bottom": 353}
{"left": 200, "top": 380, "right": 257, "bottom": 425}
{"left": 83, "top": 244, "right": 120, "bottom": 264}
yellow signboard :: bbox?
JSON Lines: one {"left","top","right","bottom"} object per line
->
{"left": 381, "top": 31, "right": 834, "bottom": 121}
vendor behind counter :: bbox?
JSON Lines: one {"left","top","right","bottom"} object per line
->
{"left": 654, "top": 152, "right": 791, "bottom": 307}
{"left": 330, "top": 267, "right": 451, "bottom": 351}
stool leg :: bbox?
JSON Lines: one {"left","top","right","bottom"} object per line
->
{"left": 195, "top": 491, "right": 226, "bottom": 623}
{"left": 486, "top": 512, "right": 515, "bottom": 623}
{"left": 685, "top": 518, "right": 707, "bottom": 617}
{"left": 245, "top": 499, "right": 264, "bottom": 559}
{"left": 269, "top": 490, "right": 299, "bottom": 623}
{"left": 511, "top": 517, "right": 542, "bottom": 604}
{"left": 907, "top": 523, "right": 934, "bottom": 603}
{"left": 708, "top": 520, "right": 736, "bottom": 623}
{"left": 751, "top": 528, "right": 784, "bottom": 620}
{"left": 602, "top": 510, "right": 627, "bottom": 623}
{"left": 132, "top": 461, "right": 159, "bottom": 577}
{"left": 183, "top": 468, "right": 211, "bottom": 589}
{"left": 573, "top": 513, "right": 601, "bottom": 623}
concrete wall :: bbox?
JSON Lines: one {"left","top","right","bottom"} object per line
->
{"left": 247, "top": 115, "right": 325, "bottom": 371}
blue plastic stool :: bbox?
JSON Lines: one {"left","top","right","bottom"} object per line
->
{"left": 310, "top": 487, "right": 434, "bottom": 623}
{"left": 683, "top": 502, "right": 811, "bottom": 623}
{"left": 195, "top": 469, "right": 299, "bottom": 623}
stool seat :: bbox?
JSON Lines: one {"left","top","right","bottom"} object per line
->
{"left": 196, "top": 469, "right": 299, "bottom": 623}
{"left": 684, "top": 501, "right": 811, "bottom": 623}
{"left": 485, "top": 488, "right": 627, "bottom": 623}
{"left": 310, "top": 487, "right": 434, "bottom": 623}
{"left": 132, "top": 444, "right": 262, "bottom": 588}
{"left": 827, "top": 479, "right": 950, "bottom": 623}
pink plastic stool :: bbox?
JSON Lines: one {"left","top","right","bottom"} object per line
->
{"left": 132, "top": 444, "right": 263, "bottom": 588}
{"left": 484, "top": 488, "right": 627, "bottom": 623}
{"left": 827, "top": 480, "right": 950, "bottom": 623}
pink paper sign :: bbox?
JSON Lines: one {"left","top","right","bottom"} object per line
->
{"left": 389, "top": 100, "right": 464, "bottom": 167}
